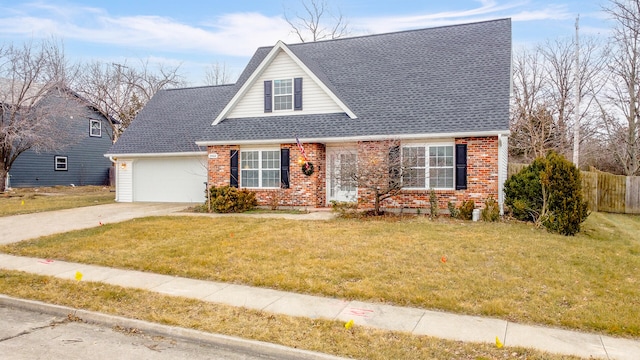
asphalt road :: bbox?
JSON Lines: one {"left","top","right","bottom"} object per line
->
{"left": 0, "top": 305, "right": 281, "bottom": 360}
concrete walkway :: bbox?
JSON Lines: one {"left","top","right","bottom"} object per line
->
{"left": 0, "top": 203, "right": 193, "bottom": 245}
{"left": 1, "top": 204, "right": 639, "bottom": 359}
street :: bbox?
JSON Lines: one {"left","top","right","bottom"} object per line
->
{"left": 0, "top": 305, "right": 282, "bottom": 360}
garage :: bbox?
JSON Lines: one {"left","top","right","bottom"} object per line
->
{"left": 120, "top": 156, "right": 207, "bottom": 203}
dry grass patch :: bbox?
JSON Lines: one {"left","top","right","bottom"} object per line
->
{"left": 2, "top": 212, "right": 639, "bottom": 338}
{"left": 0, "top": 270, "right": 583, "bottom": 360}
{"left": 0, "top": 186, "right": 114, "bottom": 216}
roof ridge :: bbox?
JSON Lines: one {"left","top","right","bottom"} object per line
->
{"left": 286, "top": 18, "right": 511, "bottom": 47}
{"left": 164, "top": 83, "right": 236, "bottom": 92}
{"left": 250, "top": 18, "right": 511, "bottom": 51}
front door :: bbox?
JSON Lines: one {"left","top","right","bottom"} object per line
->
{"left": 327, "top": 148, "right": 357, "bottom": 203}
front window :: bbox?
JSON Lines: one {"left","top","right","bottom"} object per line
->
{"left": 90, "top": 119, "right": 101, "bottom": 137}
{"left": 241, "top": 150, "right": 280, "bottom": 188}
{"left": 429, "top": 146, "right": 454, "bottom": 188}
{"left": 55, "top": 156, "right": 68, "bottom": 171}
{"left": 273, "top": 79, "right": 292, "bottom": 111}
{"left": 402, "top": 144, "right": 454, "bottom": 189}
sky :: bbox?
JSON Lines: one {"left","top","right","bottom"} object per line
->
{"left": 0, "top": 0, "right": 612, "bottom": 86}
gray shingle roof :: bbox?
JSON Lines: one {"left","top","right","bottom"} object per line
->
{"left": 108, "top": 19, "right": 511, "bottom": 154}
{"left": 107, "top": 84, "right": 235, "bottom": 154}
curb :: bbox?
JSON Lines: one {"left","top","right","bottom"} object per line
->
{"left": 0, "top": 294, "right": 347, "bottom": 360}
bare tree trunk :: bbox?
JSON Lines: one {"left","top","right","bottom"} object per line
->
{"left": 603, "top": 0, "right": 640, "bottom": 175}
{"left": 0, "top": 168, "right": 8, "bottom": 192}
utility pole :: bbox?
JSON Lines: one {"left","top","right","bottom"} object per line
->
{"left": 573, "top": 15, "right": 581, "bottom": 167}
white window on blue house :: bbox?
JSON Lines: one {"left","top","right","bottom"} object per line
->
{"left": 402, "top": 144, "right": 454, "bottom": 189}
{"left": 90, "top": 119, "right": 102, "bottom": 137}
{"left": 55, "top": 156, "right": 68, "bottom": 171}
{"left": 240, "top": 149, "right": 281, "bottom": 188}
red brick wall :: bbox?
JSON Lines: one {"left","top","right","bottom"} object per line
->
{"left": 207, "top": 137, "right": 499, "bottom": 210}
{"left": 384, "top": 137, "right": 499, "bottom": 210}
{"left": 207, "top": 143, "right": 326, "bottom": 208}
{"left": 207, "top": 145, "right": 238, "bottom": 187}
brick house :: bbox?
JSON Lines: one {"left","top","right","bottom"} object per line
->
{"left": 106, "top": 19, "right": 511, "bottom": 211}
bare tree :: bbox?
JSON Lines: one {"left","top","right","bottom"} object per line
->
{"left": 0, "top": 39, "right": 84, "bottom": 192}
{"left": 510, "top": 47, "right": 553, "bottom": 160}
{"left": 542, "top": 37, "right": 607, "bottom": 162}
{"left": 204, "top": 61, "right": 234, "bottom": 86}
{"left": 284, "top": 0, "right": 349, "bottom": 42}
{"left": 74, "top": 59, "right": 183, "bottom": 142}
{"left": 510, "top": 38, "right": 606, "bottom": 165}
{"left": 601, "top": 0, "right": 640, "bottom": 176}
{"left": 333, "top": 141, "right": 420, "bottom": 215}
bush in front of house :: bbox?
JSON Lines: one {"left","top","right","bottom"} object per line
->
{"left": 504, "top": 151, "right": 589, "bottom": 235}
{"left": 457, "top": 200, "right": 475, "bottom": 220}
{"left": 481, "top": 197, "right": 500, "bottom": 222}
{"left": 447, "top": 201, "right": 460, "bottom": 218}
{"left": 429, "top": 188, "right": 439, "bottom": 219}
{"left": 503, "top": 158, "right": 546, "bottom": 222}
{"left": 208, "top": 186, "right": 257, "bottom": 213}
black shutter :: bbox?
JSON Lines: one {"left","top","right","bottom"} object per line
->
{"left": 230, "top": 150, "right": 239, "bottom": 188}
{"left": 455, "top": 144, "right": 467, "bottom": 190}
{"left": 294, "top": 77, "right": 303, "bottom": 111}
{"left": 388, "top": 145, "right": 401, "bottom": 189}
{"left": 280, "top": 148, "right": 290, "bottom": 189}
{"left": 264, "top": 80, "right": 272, "bottom": 113}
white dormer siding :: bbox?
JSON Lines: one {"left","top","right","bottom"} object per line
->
{"left": 227, "top": 50, "right": 343, "bottom": 119}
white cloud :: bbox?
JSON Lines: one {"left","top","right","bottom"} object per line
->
{"left": 0, "top": 4, "right": 295, "bottom": 57}
{"left": 350, "top": 0, "right": 571, "bottom": 34}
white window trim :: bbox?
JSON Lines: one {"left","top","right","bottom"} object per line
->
{"left": 401, "top": 142, "right": 455, "bottom": 190}
{"left": 54, "top": 156, "right": 68, "bottom": 171}
{"left": 240, "top": 147, "right": 281, "bottom": 189}
{"left": 90, "top": 119, "right": 102, "bottom": 137}
{"left": 273, "top": 78, "right": 294, "bottom": 112}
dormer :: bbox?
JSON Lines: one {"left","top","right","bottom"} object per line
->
{"left": 213, "top": 41, "right": 356, "bottom": 125}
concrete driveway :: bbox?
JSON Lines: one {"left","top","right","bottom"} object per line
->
{"left": 0, "top": 203, "right": 191, "bottom": 245}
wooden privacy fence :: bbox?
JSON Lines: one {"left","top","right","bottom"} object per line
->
{"left": 507, "top": 163, "right": 640, "bottom": 214}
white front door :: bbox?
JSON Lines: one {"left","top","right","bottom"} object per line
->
{"left": 327, "top": 147, "right": 357, "bottom": 203}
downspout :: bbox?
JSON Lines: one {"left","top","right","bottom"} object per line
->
{"left": 498, "top": 134, "right": 505, "bottom": 216}
{"left": 108, "top": 156, "right": 118, "bottom": 202}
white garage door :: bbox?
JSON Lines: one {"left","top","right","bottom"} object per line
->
{"left": 133, "top": 157, "right": 207, "bottom": 203}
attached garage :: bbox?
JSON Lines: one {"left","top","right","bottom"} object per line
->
{"left": 114, "top": 155, "right": 207, "bottom": 203}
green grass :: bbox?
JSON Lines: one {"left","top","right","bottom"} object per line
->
{"left": 2, "top": 212, "right": 639, "bottom": 338}
{"left": 0, "top": 186, "right": 114, "bottom": 216}
{"left": 0, "top": 270, "right": 584, "bottom": 360}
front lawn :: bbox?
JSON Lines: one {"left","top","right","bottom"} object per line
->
{"left": 1, "top": 211, "right": 639, "bottom": 338}
{"left": 0, "top": 186, "right": 114, "bottom": 216}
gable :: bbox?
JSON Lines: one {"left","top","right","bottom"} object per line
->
{"left": 227, "top": 49, "right": 344, "bottom": 119}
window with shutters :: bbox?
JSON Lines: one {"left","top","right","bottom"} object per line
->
{"left": 273, "top": 79, "right": 293, "bottom": 111}
{"left": 240, "top": 149, "right": 281, "bottom": 188}
{"left": 402, "top": 144, "right": 454, "bottom": 189}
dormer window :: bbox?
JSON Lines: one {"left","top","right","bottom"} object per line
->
{"left": 273, "top": 79, "right": 293, "bottom": 110}
{"left": 264, "top": 78, "right": 303, "bottom": 113}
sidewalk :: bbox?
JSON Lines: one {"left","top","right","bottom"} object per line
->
{"left": 1, "top": 253, "right": 639, "bottom": 359}
{"left": 1, "top": 204, "right": 639, "bottom": 359}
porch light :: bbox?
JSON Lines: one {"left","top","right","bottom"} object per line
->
{"left": 120, "top": 162, "right": 127, "bottom": 170}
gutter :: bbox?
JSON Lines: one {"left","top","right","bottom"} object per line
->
{"left": 195, "top": 130, "right": 512, "bottom": 147}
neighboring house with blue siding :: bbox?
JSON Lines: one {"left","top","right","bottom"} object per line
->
{"left": 7, "top": 90, "right": 113, "bottom": 188}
